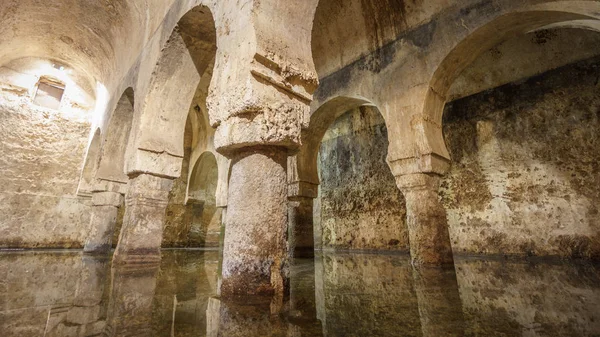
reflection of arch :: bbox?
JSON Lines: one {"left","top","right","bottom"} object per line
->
{"left": 423, "top": 6, "right": 600, "bottom": 159}
{"left": 96, "top": 88, "right": 134, "bottom": 183}
{"left": 77, "top": 128, "right": 102, "bottom": 195}
{"left": 187, "top": 151, "right": 218, "bottom": 204}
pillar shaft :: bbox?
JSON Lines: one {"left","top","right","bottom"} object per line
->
{"left": 84, "top": 191, "right": 123, "bottom": 253}
{"left": 113, "top": 174, "right": 174, "bottom": 265}
{"left": 396, "top": 173, "right": 453, "bottom": 265}
{"left": 221, "top": 147, "right": 289, "bottom": 298}
{"left": 288, "top": 196, "right": 315, "bottom": 258}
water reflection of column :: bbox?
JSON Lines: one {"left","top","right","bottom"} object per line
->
{"left": 46, "top": 255, "right": 110, "bottom": 336}
{"left": 103, "top": 263, "right": 160, "bottom": 336}
{"left": 216, "top": 207, "right": 226, "bottom": 296}
{"left": 288, "top": 261, "right": 323, "bottom": 337}
{"left": 314, "top": 252, "right": 327, "bottom": 336}
{"left": 412, "top": 266, "right": 465, "bottom": 337}
{"left": 206, "top": 297, "right": 287, "bottom": 337}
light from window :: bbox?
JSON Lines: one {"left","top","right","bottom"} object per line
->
{"left": 33, "top": 80, "right": 65, "bottom": 110}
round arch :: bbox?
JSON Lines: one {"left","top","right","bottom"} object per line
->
{"left": 128, "top": 4, "right": 217, "bottom": 178}
{"left": 422, "top": 6, "right": 600, "bottom": 159}
{"left": 187, "top": 151, "right": 218, "bottom": 204}
{"left": 295, "top": 96, "right": 376, "bottom": 186}
{"left": 292, "top": 95, "right": 408, "bottom": 252}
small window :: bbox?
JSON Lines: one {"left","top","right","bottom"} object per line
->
{"left": 33, "top": 79, "right": 65, "bottom": 110}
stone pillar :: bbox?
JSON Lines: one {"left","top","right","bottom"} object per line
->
{"left": 113, "top": 173, "right": 174, "bottom": 265}
{"left": 288, "top": 195, "right": 315, "bottom": 258}
{"left": 396, "top": 173, "right": 453, "bottom": 265}
{"left": 287, "top": 155, "right": 319, "bottom": 258}
{"left": 220, "top": 147, "right": 289, "bottom": 298}
{"left": 84, "top": 191, "right": 123, "bottom": 253}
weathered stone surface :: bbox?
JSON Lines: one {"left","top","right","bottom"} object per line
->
{"left": 442, "top": 57, "right": 600, "bottom": 259}
{"left": 0, "top": 93, "right": 91, "bottom": 248}
{"left": 113, "top": 174, "right": 174, "bottom": 264}
{"left": 318, "top": 106, "right": 408, "bottom": 251}
{"left": 84, "top": 204, "right": 118, "bottom": 253}
{"left": 221, "top": 147, "right": 289, "bottom": 298}
{"left": 91, "top": 191, "right": 123, "bottom": 207}
{"left": 397, "top": 173, "right": 454, "bottom": 265}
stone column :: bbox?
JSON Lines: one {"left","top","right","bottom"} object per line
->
{"left": 220, "top": 147, "right": 289, "bottom": 298}
{"left": 113, "top": 173, "right": 174, "bottom": 265}
{"left": 84, "top": 191, "right": 123, "bottom": 253}
{"left": 396, "top": 173, "right": 454, "bottom": 265}
{"left": 287, "top": 156, "right": 319, "bottom": 259}
{"left": 288, "top": 185, "right": 317, "bottom": 258}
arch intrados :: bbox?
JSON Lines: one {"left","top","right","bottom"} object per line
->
{"left": 298, "top": 95, "right": 383, "bottom": 185}
{"left": 187, "top": 151, "right": 219, "bottom": 203}
{"left": 136, "top": 4, "right": 217, "bottom": 158}
{"left": 309, "top": 96, "right": 376, "bottom": 140}
{"left": 423, "top": 7, "right": 600, "bottom": 161}
{"left": 431, "top": 10, "right": 600, "bottom": 97}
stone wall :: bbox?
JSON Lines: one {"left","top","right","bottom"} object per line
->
{"left": 317, "top": 106, "right": 407, "bottom": 251}
{"left": 0, "top": 91, "right": 92, "bottom": 248}
{"left": 442, "top": 57, "right": 600, "bottom": 259}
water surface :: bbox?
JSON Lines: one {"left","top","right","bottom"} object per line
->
{"left": 1, "top": 250, "right": 599, "bottom": 336}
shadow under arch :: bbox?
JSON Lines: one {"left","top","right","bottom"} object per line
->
{"left": 188, "top": 151, "right": 218, "bottom": 205}
{"left": 184, "top": 151, "right": 221, "bottom": 247}
{"left": 294, "top": 96, "right": 376, "bottom": 188}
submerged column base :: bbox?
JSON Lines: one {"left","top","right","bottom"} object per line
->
{"left": 84, "top": 191, "right": 123, "bottom": 254}
{"left": 113, "top": 174, "right": 174, "bottom": 265}
{"left": 396, "top": 173, "right": 454, "bottom": 266}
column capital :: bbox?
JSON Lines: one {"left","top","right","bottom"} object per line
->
{"left": 395, "top": 173, "right": 443, "bottom": 193}
{"left": 388, "top": 154, "right": 451, "bottom": 178}
{"left": 91, "top": 191, "right": 124, "bottom": 207}
{"left": 125, "top": 173, "right": 174, "bottom": 208}
{"left": 288, "top": 181, "right": 319, "bottom": 200}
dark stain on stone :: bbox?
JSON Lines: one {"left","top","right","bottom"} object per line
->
{"left": 458, "top": 0, "right": 494, "bottom": 18}
{"left": 442, "top": 56, "right": 600, "bottom": 259}
{"left": 405, "top": 19, "right": 437, "bottom": 49}
{"left": 533, "top": 29, "right": 558, "bottom": 45}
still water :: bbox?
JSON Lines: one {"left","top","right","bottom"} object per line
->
{"left": 1, "top": 250, "right": 599, "bottom": 336}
